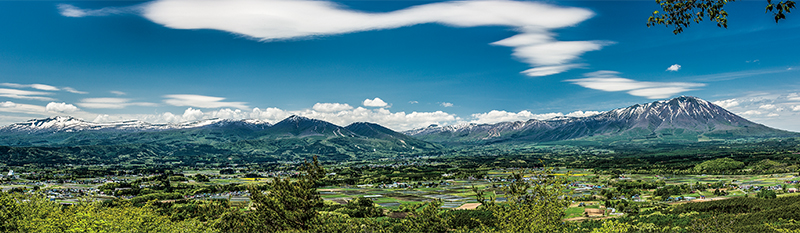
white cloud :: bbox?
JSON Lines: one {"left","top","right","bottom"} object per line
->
{"left": 363, "top": 98, "right": 389, "bottom": 107}
{"left": 520, "top": 64, "right": 584, "bottom": 77}
{"left": 493, "top": 38, "right": 609, "bottom": 77}
{"left": 470, "top": 109, "right": 601, "bottom": 124}
{"left": 110, "top": 90, "right": 127, "bottom": 96}
{"left": 312, "top": 103, "right": 353, "bottom": 112}
{"left": 163, "top": 94, "right": 248, "bottom": 109}
{"left": 566, "top": 70, "right": 705, "bottom": 99}
{"left": 77, "top": 98, "right": 158, "bottom": 109}
{"left": 706, "top": 93, "right": 800, "bottom": 132}
{"left": 63, "top": 87, "right": 88, "bottom": 94}
{"left": 57, "top": 4, "right": 129, "bottom": 17}
{"left": 440, "top": 102, "right": 454, "bottom": 107}
{"left": 692, "top": 68, "right": 792, "bottom": 82}
{"left": 45, "top": 102, "right": 79, "bottom": 113}
{"left": 471, "top": 110, "right": 535, "bottom": 124}
{"left": 92, "top": 106, "right": 459, "bottom": 131}
{"left": 62, "top": 0, "right": 606, "bottom": 76}
{"left": 712, "top": 99, "right": 739, "bottom": 108}
{"left": 0, "top": 103, "right": 47, "bottom": 116}
{"left": 788, "top": 93, "right": 800, "bottom": 101}
{"left": 0, "top": 101, "right": 16, "bottom": 108}
{"left": 759, "top": 104, "right": 777, "bottom": 110}
{"left": 566, "top": 110, "right": 602, "bottom": 118}
{"left": 740, "top": 110, "right": 762, "bottom": 115}
{"left": 1, "top": 83, "right": 60, "bottom": 91}
{"left": 409, "top": 101, "right": 419, "bottom": 104}
{"left": 0, "top": 88, "right": 56, "bottom": 101}
{"left": 1, "top": 83, "right": 87, "bottom": 94}
{"left": 182, "top": 108, "right": 205, "bottom": 121}
{"left": 92, "top": 114, "right": 112, "bottom": 123}
{"left": 666, "top": 64, "right": 681, "bottom": 72}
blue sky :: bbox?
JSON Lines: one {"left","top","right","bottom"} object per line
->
{"left": 1, "top": 0, "right": 799, "bottom": 131}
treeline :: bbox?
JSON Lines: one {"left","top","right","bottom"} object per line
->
{"left": 1, "top": 157, "right": 586, "bottom": 233}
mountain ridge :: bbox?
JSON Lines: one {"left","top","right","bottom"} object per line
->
{"left": 404, "top": 96, "right": 798, "bottom": 144}
{"left": 1, "top": 96, "right": 796, "bottom": 147}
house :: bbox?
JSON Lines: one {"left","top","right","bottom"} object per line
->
{"left": 788, "top": 188, "right": 797, "bottom": 193}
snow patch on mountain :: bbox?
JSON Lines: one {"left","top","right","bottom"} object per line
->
{"left": 0, "top": 116, "right": 272, "bottom": 133}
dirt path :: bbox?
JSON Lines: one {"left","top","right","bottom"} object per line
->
{"left": 564, "top": 216, "right": 619, "bottom": 222}
{"left": 455, "top": 203, "right": 481, "bottom": 210}
{"left": 318, "top": 188, "right": 343, "bottom": 192}
{"left": 669, "top": 196, "right": 732, "bottom": 205}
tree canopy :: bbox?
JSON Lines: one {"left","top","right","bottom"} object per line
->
{"left": 648, "top": 0, "right": 796, "bottom": 34}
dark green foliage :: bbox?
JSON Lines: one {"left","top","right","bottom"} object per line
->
{"left": 766, "top": 0, "right": 797, "bottom": 22}
{"left": 154, "top": 199, "right": 230, "bottom": 222}
{"left": 402, "top": 200, "right": 448, "bottom": 233}
{"left": 694, "top": 158, "right": 744, "bottom": 173}
{"left": 654, "top": 185, "right": 686, "bottom": 199}
{"left": 647, "top": 0, "right": 796, "bottom": 34}
{"left": 215, "top": 156, "right": 325, "bottom": 232}
{"left": 129, "top": 192, "right": 184, "bottom": 205}
{"left": 193, "top": 174, "right": 210, "bottom": 182}
{"left": 757, "top": 189, "right": 777, "bottom": 199}
{"left": 330, "top": 197, "right": 384, "bottom": 218}
{"left": 0, "top": 192, "right": 213, "bottom": 232}
{"left": 655, "top": 196, "right": 800, "bottom": 229}
{"left": 442, "top": 209, "right": 496, "bottom": 229}
{"left": 0, "top": 192, "right": 22, "bottom": 232}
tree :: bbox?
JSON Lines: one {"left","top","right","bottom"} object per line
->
{"left": 473, "top": 168, "right": 573, "bottom": 232}
{"left": 757, "top": 189, "right": 778, "bottom": 199}
{"left": 647, "top": 0, "right": 796, "bottom": 34}
{"left": 216, "top": 156, "right": 325, "bottom": 232}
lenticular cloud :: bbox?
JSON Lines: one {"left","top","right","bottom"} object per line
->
{"left": 60, "top": 0, "right": 609, "bottom": 76}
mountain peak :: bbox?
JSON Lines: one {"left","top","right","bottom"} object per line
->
{"left": 270, "top": 115, "right": 354, "bottom": 137}
{"left": 407, "top": 96, "right": 797, "bottom": 143}
{"left": 18, "top": 116, "right": 87, "bottom": 129}
{"left": 285, "top": 115, "right": 311, "bottom": 122}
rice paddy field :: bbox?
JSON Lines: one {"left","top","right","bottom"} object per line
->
{"left": 6, "top": 167, "right": 800, "bottom": 221}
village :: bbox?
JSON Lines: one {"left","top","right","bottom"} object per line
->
{"left": 4, "top": 166, "right": 800, "bottom": 221}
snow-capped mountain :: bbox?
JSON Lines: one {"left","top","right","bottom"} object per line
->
{"left": 405, "top": 96, "right": 798, "bottom": 144}
{"left": 0, "top": 115, "right": 438, "bottom": 150}
{"left": 0, "top": 116, "right": 271, "bottom": 133}
{"left": 267, "top": 115, "right": 357, "bottom": 137}
{"left": 0, "top": 115, "right": 441, "bottom": 165}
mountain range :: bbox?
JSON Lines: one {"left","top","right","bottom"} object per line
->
{"left": 405, "top": 96, "right": 797, "bottom": 144}
{"left": 0, "top": 96, "right": 796, "bottom": 165}
{"left": 0, "top": 115, "right": 440, "bottom": 165}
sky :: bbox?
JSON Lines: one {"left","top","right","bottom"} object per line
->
{"left": 1, "top": 0, "right": 799, "bottom": 132}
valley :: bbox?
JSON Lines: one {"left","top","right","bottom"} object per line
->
{"left": 3, "top": 96, "right": 800, "bottom": 232}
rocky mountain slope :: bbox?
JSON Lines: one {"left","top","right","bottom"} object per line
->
{"left": 405, "top": 96, "right": 798, "bottom": 144}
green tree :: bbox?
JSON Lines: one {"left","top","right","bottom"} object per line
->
{"left": 332, "top": 197, "right": 384, "bottom": 218}
{"left": 215, "top": 156, "right": 325, "bottom": 232}
{"left": 402, "top": 200, "right": 448, "bottom": 233}
{"left": 758, "top": 189, "right": 778, "bottom": 199}
{"left": 647, "top": 0, "right": 796, "bottom": 34}
{"left": 1, "top": 192, "right": 212, "bottom": 233}
{"left": 694, "top": 158, "right": 744, "bottom": 174}
{"left": 474, "top": 168, "right": 573, "bottom": 232}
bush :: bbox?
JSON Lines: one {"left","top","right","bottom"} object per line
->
{"left": 331, "top": 197, "right": 384, "bottom": 218}
{"left": 443, "top": 209, "right": 495, "bottom": 229}
{"left": 757, "top": 189, "right": 777, "bottom": 199}
{"left": 129, "top": 192, "right": 184, "bottom": 205}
